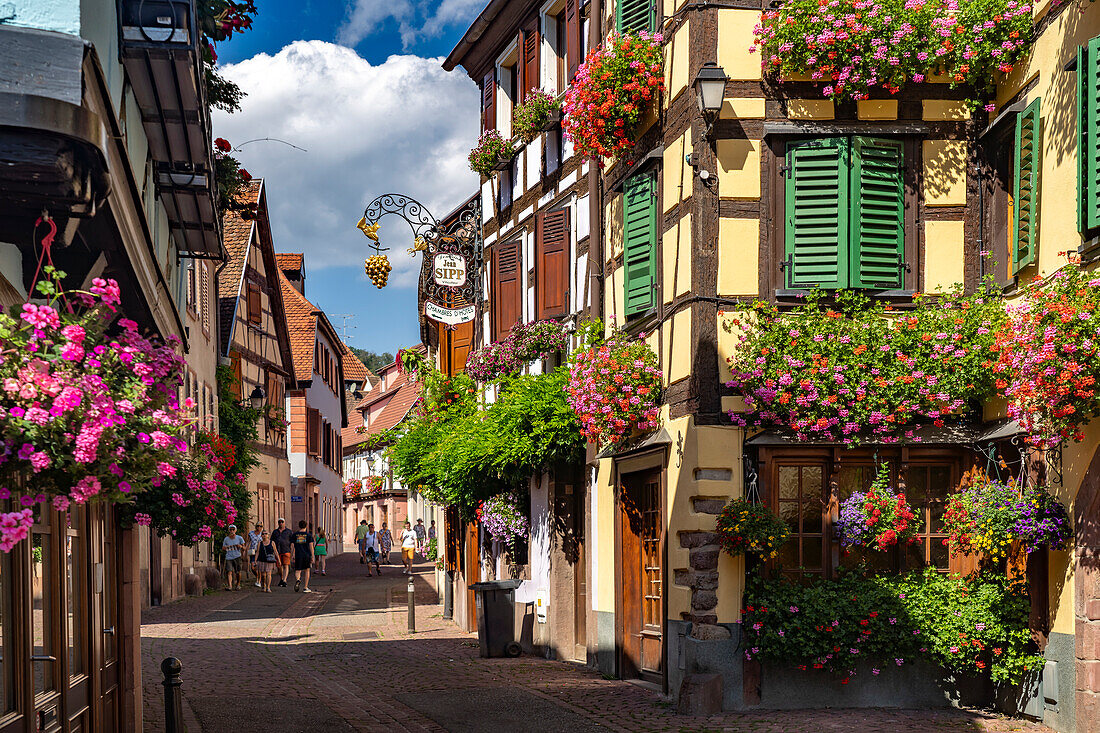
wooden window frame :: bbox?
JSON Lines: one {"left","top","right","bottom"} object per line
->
{"left": 756, "top": 445, "right": 979, "bottom": 579}
{"left": 769, "top": 136, "right": 921, "bottom": 301}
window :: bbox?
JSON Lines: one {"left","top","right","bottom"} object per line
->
{"left": 1081, "top": 36, "right": 1100, "bottom": 238}
{"left": 565, "top": 0, "right": 582, "bottom": 81}
{"left": 306, "top": 407, "right": 321, "bottom": 457}
{"left": 200, "top": 262, "right": 211, "bottom": 333}
{"left": 1012, "top": 98, "right": 1040, "bottom": 272}
{"left": 482, "top": 70, "right": 496, "bottom": 133}
{"left": 762, "top": 448, "right": 973, "bottom": 579}
{"left": 623, "top": 170, "right": 658, "bottom": 319}
{"left": 784, "top": 137, "right": 906, "bottom": 290}
{"left": 246, "top": 282, "right": 262, "bottom": 325}
{"left": 981, "top": 122, "right": 1016, "bottom": 286}
{"left": 186, "top": 262, "right": 198, "bottom": 314}
{"left": 616, "top": 0, "right": 655, "bottom": 34}
{"left": 536, "top": 207, "right": 570, "bottom": 319}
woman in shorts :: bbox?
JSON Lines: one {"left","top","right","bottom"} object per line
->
{"left": 400, "top": 521, "right": 417, "bottom": 575}
{"left": 253, "top": 531, "right": 278, "bottom": 592}
{"left": 314, "top": 528, "right": 328, "bottom": 575}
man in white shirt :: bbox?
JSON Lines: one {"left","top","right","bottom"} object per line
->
{"left": 363, "top": 523, "right": 382, "bottom": 576}
{"left": 400, "top": 521, "right": 418, "bottom": 575}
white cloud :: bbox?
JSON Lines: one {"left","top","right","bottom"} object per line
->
{"left": 213, "top": 41, "right": 480, "bottom": 289}
{"left": 336, "top": 0, "right": 483, "bottom": 49}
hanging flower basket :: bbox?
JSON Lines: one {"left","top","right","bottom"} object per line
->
{"left": 469, "top": 130, "right": 517, "bottom": 177}
{"left": 566, "top": 331, "right": 662, "bottom": 447}
{"left": 836, "top": 467, "right": 922, "bottom": 551}
{"left": 562, "top": 31, "right": 664, "bottom": 160}
{"left": 122, "top": 435, "right": 238, "bottom": 545}
{"left": 0, "top": 268, "right": 189, "bottom": 550}
{"left": 513, "top": 89, "right": 561, "bottom": 142}
{"left": 716, "top": 497, "right": 789, "bottom": 558}
{"left": 465, "top": 320, "right": 570, "bottom": 383}
{"left": 993, "top": 263, "right": 1100, "bottom": 447}
{"left": 477, "top": 491, "right": 529, "bottom": 549}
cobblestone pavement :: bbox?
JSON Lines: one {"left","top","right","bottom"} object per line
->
{"left": 141, "top": 552, "right": 1051, "bottom": 733}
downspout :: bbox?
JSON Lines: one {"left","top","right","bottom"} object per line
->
{"left": 586, "top": 0, "right": 604, "bottom": 327}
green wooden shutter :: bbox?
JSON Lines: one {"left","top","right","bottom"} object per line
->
{"left": 850, "top": 137, "right": 905, "bottom": 289}
{"left": 1079, "top": 37, "right": 1100, "bottom": 234}
{"left": 785, "top": 138, "right": 849, "bottom": 289}
{"left": 1013, "top": 98, "right": 1041, "bottom": 272}
{"left": 617, "top": 0, "right": 654, "bottom": 34}
{"left": 623, "top": 171, "right": 657, "bottom": 319}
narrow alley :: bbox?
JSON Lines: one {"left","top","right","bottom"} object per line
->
{"left": 140, "top": 553, "right": 1048, "bottom": 733}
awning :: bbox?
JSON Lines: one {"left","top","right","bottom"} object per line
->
{"left": 596, "top": 428, "right": 673, "bottom": 459}
{"left": 745, "top": 419, "right": 1022, "bottom": 447}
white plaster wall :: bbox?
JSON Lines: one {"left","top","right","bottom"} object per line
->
{"left": 516, "top": 473, "right": 551, "bottom": 604}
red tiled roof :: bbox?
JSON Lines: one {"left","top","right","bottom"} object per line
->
{"left": 217, "top": 180, "right": 263, "bottom": 349}
{"left": 341, "top": 349, "right": 372, "bottom": 383}
{"left": 275, "top": 253, "right": 304, "bottom": 272}
{"left": 278, "top": 270, "right": 317, "bottom": 383}
{"left": 343, "top": 379, "right": 420, "bottom": 450}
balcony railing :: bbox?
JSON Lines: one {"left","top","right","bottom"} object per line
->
{"left": 119, "top": 0, "right": 220, "bottom": 257}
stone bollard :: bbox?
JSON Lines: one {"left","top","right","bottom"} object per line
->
{"left": 162, "top": 657, "right": 184, "bottom": 733}
{"left": 407, "top": 576, "right": 416, "bottom": 633}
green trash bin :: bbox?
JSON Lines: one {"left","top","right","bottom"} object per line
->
{"left": 471, "top": 579, "right": 522, "bottom": 658}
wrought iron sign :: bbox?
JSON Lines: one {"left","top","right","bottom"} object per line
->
{"left": 357, "top": 193, "right": 482, "bottom": 326}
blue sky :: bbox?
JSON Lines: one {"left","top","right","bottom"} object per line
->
{"left": 213, "top": 0, "right": 483, "bottom": 354}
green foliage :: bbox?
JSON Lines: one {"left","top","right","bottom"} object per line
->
{"left": 742, "top": 569, "right": 1041, "bottom": 684}
{"left": 468, "top": 130, "right": 517, "bottom": 177}
{"left": 215, "top": 365, "right": 260, "bottom": 530}
{"left": 389, "top": 367, "right": 583, "bottom": 515}
{"left": 348, "top": 347, "right": 395, "bottom": 374}
{"left": 512, "top": 89, "right": 559, "bottom": 143}
{"left": 715, "top": 498, "right": 789, "bottom": 558}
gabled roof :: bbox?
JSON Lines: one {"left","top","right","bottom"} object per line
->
{"left": 343, "top": 378, "right": 420, "bottom": 451}
{"left": 275, "top": 252, "right": 304, "bottom": 273}
{"left": 341, "top": 349, "right": 373, "bottom": 384}
{"left": 217, "top": 180, "right": 294, "bottom": 375}
{"left": 278, "top": 270, "right": 316, "bottom": 383}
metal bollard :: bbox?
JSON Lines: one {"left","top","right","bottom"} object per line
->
{"left": 162, "top": 657, "right": 183, "bottom": 733}
{"left": 407, "top": 576, "right": 416, "bottom": 633}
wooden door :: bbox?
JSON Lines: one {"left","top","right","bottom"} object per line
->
{"left": 465, "top": 522, "right": 480, "bottom": 633}
{"left": 572, "top": 482, "right": 587, "bottom": 662}
{"left": 619, "top": 468, "right": 663, "bottom": 683}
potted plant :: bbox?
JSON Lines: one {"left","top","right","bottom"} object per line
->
{"left": 562, "top": 31, "right": 664, "bottom": 160}
{"left": 477, "top": 491, "right": 529, "bottom": 550}
{"left": 513, "top": 89, "right": 561, "bottom": 142}
{"left": 716, "top": 498, "right": 789, "bottom": 559}
{"left": 751, "top": 0, "right": 1032, "bottom": 107}
{"left": 566, "top": 331, "right": 662, "bottom": 447}
{"left": 468, "top": 130, "right": 516, "bottom": 177}
{"left": 835, "top": 467, "right": 922, "bottom": 551}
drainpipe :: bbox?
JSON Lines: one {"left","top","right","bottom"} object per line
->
{"left": 586, "top": 0, "right": 604, "bottom": 329}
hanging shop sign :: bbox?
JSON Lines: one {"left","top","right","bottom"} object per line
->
{"left": 424, "top": 300, "right": 476, "bottom": 326}
{"left": 433, "top": 253, "right": 467, "bottom": 287}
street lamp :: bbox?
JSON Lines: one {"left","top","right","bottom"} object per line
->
{"left": 693, "top": 61, "right": 728, "bottom": 115}
{"left": 245, "top": 385, "right": 265, "bottom": 411}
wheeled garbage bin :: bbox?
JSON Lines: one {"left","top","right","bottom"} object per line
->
{"left": 470, "top": 579, "right": 523, "bottom": 658}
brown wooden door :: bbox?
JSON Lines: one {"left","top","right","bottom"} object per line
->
{"left": 619, "top": 468, "right": 663, "bottom": 683}
{"left": 465, "top": 522, "right": 480, "bottom": 633}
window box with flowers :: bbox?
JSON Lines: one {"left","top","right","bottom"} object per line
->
{"left": 465, "top": 319, "right": 570, "bottom": 383}
{"left": 751, "top": 0, "right": 1033, "bottom": 108}
{"left": 0, "top": 269, "right": 191, "bottom": 550}
{"left": 513, "top": 89, "right": 562, "bottom": 143}
{"left": 469, "top": 130, "right": 517, "bottom": 177}
{"left": 562, "top": 31, "right": 665, "bottom": 160}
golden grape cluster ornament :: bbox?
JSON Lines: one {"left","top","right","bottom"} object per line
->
{"left": 356, "top": 217, "right": 391, "bottom": 289}
{"left": 364, "top": 254, "right": 391, "bottom": 288}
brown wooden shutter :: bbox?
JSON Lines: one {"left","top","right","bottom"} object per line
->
{"left": 536, "top": 207, "right": 570, "bottom": 320}
{"left": 565, "top": 0, "right": 580, "bottom": 82}
{"left": 200, "top": 263, "right": 210, "bottom": 327}
{"left": 230, "top": 352, "right": 243, "bottom": 400}
{"left": 521, "top": 18, "right": 540, "bottom": 101}
{"left": 482, "top": 71, "right": 496, "bottom": 132}
{"left": 492, "top": 240, "right": 522, "bottom": 341}
{"left": 307, "top": 407, "right": 320, "bottom": 456}
{"left": 246, "top": 283, "right": 262, "bottom": 324}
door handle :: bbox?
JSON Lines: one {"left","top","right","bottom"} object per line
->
{"left": 30, "top": 655, "right": 57, "bottom": 662}
{"left": 103, "top": 626, "right": 115, "bottom": 635}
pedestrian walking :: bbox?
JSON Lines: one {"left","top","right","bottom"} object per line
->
{"left": 221, "top": 525, "right": 245, "bottom": 591}
{"left": 428, "top": 520, "right": 437, "bottom": 543}
{"left": 363, "top": 523, "right": 382, "bottom": 576}
{"left": 400, "top": 521, "right": 417, "bottom": 575}
{"left": 314, "top": 529, "right": 328, "bottom": 575}
{"left": 355, "top": 519, "right": 370, "bottom": 564}
{"left": 271, "top": 518, "right": 294, "bottom": 588}
{"left": 247, "top": 523, "right": 263, "bottom": 588}
{"left": 253, "top": 531, "right": 278, "bottom": 592}
{"left": 291, "top": 520, "right": 314, "bottom": 593}
{"left": 378, "top": 522, "right": 393, "bottom": 565}
{"left": 414, "top": 518, "right": 427, "bottom": 552}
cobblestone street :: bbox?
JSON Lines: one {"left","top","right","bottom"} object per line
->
{"left": 139, "top": 552, "right": 1052, "bottom": 733}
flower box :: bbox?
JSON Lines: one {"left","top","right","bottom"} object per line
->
{"left": 538, "top": 107, "right": 561, "bottom": 131}
{"left": 491, "top": 155, "right": 513, "bottom": 171}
